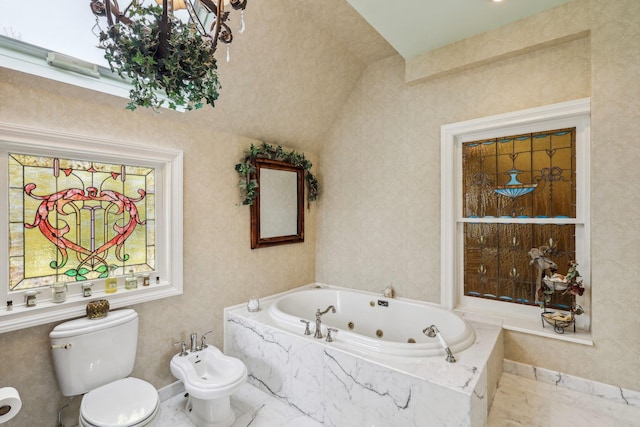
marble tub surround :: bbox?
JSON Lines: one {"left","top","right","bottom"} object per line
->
{"left": 223, "top": 285, "right": 503, "bottom": 427}
{"left": 503, "top": 360, "right": 640, "bottom": 408}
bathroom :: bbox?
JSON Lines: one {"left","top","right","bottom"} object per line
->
{"left": 0, "top": 0, "right": 639, "bottom": 426}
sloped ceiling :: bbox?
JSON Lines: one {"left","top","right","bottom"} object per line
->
{"left": 346, "top": 0, "right": 576, "bottom": 59}
{"left": 179, "top": 0, "right": 395, "bottom": 150}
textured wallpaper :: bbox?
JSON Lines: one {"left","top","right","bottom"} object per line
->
{"left": 317, "top": 0, "right": 640, "bottom": 392}
{"left": 0, "top": 0, "right": 639, "bottom": 425}
{"left": 0, "top": 67, "right": 319, "bottom": 426}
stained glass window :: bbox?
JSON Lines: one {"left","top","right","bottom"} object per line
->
{"left": 8, "top": 154, "right": 155, "bottom": 291}
{"left": 461, "top": 128, "right": 576, "bottom": 309}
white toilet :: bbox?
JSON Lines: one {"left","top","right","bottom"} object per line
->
{"left": 50, "top": 309, "right": 160, "bottom": 427}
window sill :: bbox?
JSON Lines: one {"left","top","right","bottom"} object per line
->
{"left": 0, "top": 283, "right": 181, "bottom": 334}
{"left": 455, "top": 306, "right": 594, "bottom": 346}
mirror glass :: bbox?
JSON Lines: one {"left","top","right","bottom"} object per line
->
{"left": 251, "top": 159, "right": 304, "bottom": 248}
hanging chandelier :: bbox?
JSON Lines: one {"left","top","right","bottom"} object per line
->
{"left": 90, "top": 0, "right": 248, "bottom": 111}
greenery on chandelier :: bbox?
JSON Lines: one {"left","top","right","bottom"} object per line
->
{"left": 98, "top": 3, "right": 220, "bottom": 111}
{"left": 235, "top": 142, "right": 319, "bottom": 206}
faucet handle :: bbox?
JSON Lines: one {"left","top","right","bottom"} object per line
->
{"left": 299, "top": 319, "right": 312, "bottom": 335}
{"left": 326, "top": 327, "right": 338, "bottom": 342}
{"left": 200, "top": 331, "right": 213, "bottom": 349}
{"left": 174, "top": 341, "right": 188, "bottom": 357}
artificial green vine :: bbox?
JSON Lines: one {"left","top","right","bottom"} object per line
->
{"left": 235, "top": 142, "right": 319, "bottom": 206}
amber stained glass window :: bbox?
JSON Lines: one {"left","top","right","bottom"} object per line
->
{"left": 462, "top": 128, "right": 576, "bottom": 308}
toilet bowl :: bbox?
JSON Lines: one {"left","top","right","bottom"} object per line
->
{"left": 170, "top": 345, "right": 247, "bottom": 427}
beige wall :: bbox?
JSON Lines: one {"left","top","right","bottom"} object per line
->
{"left": 0, "top": 68, "right": 317, "bottom": 426}
{"left": 1, "top": 0, "right": 639, "bottom": 425}
{"left": 318, "top": 0, "right": 640, "bottom": 391}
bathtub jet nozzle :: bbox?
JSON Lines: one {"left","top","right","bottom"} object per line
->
{"left": 423, "top": 324, "right": 456, "bottom": 363}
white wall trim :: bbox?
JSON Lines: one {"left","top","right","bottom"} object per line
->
{"left": 441, "top": 98, "right": 591, "bottom": 340}
{"left": 0, "top": 123, "right": 184, "bottom": 333}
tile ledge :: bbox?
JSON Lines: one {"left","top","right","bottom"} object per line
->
{"left": 503, "top": 359, "right": 640, "bottom": 406}
{"left": 455, "top": 309, "right": 593, "bottom": 346}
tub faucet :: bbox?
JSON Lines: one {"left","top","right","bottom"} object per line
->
{"left": 314, "top": 305, "right": 336, "bottom": 339}
{"left": 423, "top": 325, "right": 456, "bottom": 363}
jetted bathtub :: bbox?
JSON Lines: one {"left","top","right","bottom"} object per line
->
{"left": 267, "top": 286, "right": 475, "bottom": 357}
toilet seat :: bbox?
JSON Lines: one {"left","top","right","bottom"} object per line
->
{"left": 80, "top": 377, "right": 159, "bottom": 427}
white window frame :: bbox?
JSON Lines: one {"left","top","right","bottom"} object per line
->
{"left": 0, "top": 123, "right": 183, "bottom": 333}
{"left": 441, "top": 99, "right": 592, "bottom": 344}
{"left": 0, "top": 34, "right": 184, "bottom": 112}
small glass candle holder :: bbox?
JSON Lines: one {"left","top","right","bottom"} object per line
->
{"left": 25, "top": 290, "right": 39, "bottom": 307}
{"left": 82, "top": 283, "right": 93, "bottom": 297}
{"left": 51, "top": 282, "right": 67, "bottom": 303}
{"left": 125, "top": 270, "right": 138, "bottom": 290}
{"left": 247, "top": 297, "right": 260, "bottom": 312}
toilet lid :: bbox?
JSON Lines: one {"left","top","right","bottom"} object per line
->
{"left": 81, "top": 378, "right": 158, "bottom": 427}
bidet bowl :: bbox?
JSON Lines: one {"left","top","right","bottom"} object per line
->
{"left": 170, "top": 345, "right": 247, "bottom": 400}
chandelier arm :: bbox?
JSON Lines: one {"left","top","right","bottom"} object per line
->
{"left": 102, "top": 0, "right": 134, "bottom": 26}
{"left": 157, "top": 0, "right": 171, "bottom": 59}
{"left": 185, "top": 1, "right": 207, "bottom": 35}
{"left": 229, "top": 0, "right": 247, "bottom": 11}
{"left": 104, "top": 0, "right": 115, "bottom": 27}
{"left": 208, "top": 0, "right": 223, "bottom": 53}
{"left": 218, "top": 21, "right": 233, "bottom": 44}
{"left": 199, "top": 0, "right": 219, "bottom": 15}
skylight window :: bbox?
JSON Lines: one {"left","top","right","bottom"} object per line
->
{"left": 1, "top": 1, "right": 108, "bottom": 66}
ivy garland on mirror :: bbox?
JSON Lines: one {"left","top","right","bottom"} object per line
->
{"left": 235, "top": 142, "right": 319, "bottom": 207}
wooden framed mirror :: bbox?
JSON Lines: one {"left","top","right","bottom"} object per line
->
{"left": 251, "top": 158, "right": 304, "bottom": 249}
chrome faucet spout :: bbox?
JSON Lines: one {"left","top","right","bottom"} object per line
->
{"left": 190, "top": 333, "right": 198, "bottom": 352}
{"left": 318, "top": 305, "right": 336, "bottom": 316}
{"left": 314, "top": 305, "right": 337, "bottom": 339}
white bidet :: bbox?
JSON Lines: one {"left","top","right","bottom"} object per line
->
{"left": 170, "top": 345, "right": 247, "bottom": 427}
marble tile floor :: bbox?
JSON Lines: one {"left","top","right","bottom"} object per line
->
{"left": 158, "top": 383, "right": 323, "bottom": 427}
{"left": 159, "top": 373, "right": 640, "bottom": 427}
{"left": 488, "top": 373, "right": 640, "bottom": 427}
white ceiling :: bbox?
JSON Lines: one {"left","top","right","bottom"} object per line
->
{"left": 346, "top": 0, "right": 575, "bottom": 59}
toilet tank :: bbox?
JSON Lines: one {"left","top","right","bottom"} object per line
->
{"left": 50, "top": 309, "right": 139, "bottom": 396}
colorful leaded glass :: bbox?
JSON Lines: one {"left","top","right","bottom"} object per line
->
{"left": 8, "top": 154, "right": 155, "bottom": 291}
{"left": 462, "top": 128, "right": 576, "bottom": 308}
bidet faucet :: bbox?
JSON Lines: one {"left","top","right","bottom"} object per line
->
{"left": 200, "top": 331, "right": 212, "bottom": 349}
{"left": 174, "top": 341, "right": 188, "bottom": 357}
{"left": 190, "top": 333, "right": 198, "bottom": 352}
{"left": 314, "top": 305, "right": 336, "bottom": 339}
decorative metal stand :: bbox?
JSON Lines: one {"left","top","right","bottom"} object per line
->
{"left": 541, "top": 308, "right": 575, "bottom": 334}
{"left": 540, "top": 280, "right": 576, "bottom": 334}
